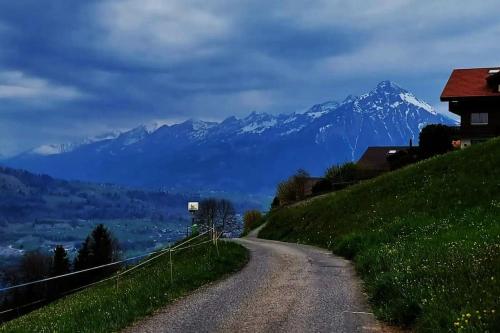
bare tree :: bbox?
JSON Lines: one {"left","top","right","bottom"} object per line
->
{"left": 292, "top": 169, "right": 310, "bottom": 201}
{"left": 276, "top": 169, "right": 310, "bottom": 204}
{"left": 217, "top": 199, "right": 237, "bottom": 232}
{"left": 195, "top": 198, "right": 218, "bottom": 231}
{"left": 195, "top": 198, "right": 237, "bottom": 234}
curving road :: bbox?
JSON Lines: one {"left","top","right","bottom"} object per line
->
{"left": 124, "top": 232, "right": 392, "bottom": 333}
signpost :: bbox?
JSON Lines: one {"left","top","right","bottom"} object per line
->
{"left": 187, "top": 202, "right": 199, "bottom": 237}
{"left": 188, "top": 202, "right": 199, "bottom": 212}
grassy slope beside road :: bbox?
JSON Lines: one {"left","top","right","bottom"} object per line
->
{"left": 260, "top": 138, "right": 500, "bottom": 332}
{"left": 0, "top": 241, "right": 248, "bottom": 333}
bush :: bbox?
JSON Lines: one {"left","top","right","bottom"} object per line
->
{"left": 325, "top": 162, "right": 359, "bottom": 183}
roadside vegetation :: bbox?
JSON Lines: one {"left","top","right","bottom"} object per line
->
{"left": 0, "top": 240, "right": 248, "bottom": 333}
{"left": 260, "top": 137, "right": 500, "bottom": 331}
{"left": 272, "top": 124, "right": 460, "bottom": 208}
{"left": 241, "top": 210, "right": 265, "bottom": 236}
{"left": 1, "top": 224, "right": 120, "bottom": 321}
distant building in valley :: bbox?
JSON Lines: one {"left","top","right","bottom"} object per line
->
{"left": 441, "top": 67, "right": 500, "bottom": 148}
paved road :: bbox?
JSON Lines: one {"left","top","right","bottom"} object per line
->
{"left": 124, "top": 233, "right": 391, "bottom": 333}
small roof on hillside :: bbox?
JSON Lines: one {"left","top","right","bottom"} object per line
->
{"left": 441, "top": 68, "right": 500, "bottom": 100}
{"left": 357, "top": 146, "right": 410, "bottom": 171}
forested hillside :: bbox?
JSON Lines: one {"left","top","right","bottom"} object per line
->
{"left": 0, "top": 166, "right": 189, "bottom": 223}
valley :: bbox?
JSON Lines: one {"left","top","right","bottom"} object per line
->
{"left": 0, "top": 218, "right": 189, "bottom": 269}
{"left": 0, "top": 166, "right": 193, "bottom": 271}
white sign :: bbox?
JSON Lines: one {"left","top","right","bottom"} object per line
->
{"left": 188, "top": 202, "right": 199, "bottom": 212}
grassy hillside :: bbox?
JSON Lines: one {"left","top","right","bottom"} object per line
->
{"left": 0, "top": 240, "right": 248, "bottom": 333}
{"left": 260, "top": 138, "right": 500, "bottom": 331}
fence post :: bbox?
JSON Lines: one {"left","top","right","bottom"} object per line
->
{"left": 115, "top": 274, "right": 119, "bottom": 292}
{"left": 215, "top": 227, "right": 220, "bottom": 256}
{"left": 169, "top": 247, "right": 173, "bottom": 284}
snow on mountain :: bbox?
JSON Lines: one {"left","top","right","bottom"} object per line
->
{"left": 28, "top": 131, "right": 120, "bottom": 156}
{"left": 305, "top": 101, "right": 339, "bottom": 119}
{"left": 32, "top": 144, "right": 70, "bottom": 156}
{"left": 240, "top": 112, "right": 278, "bottom": 134}
{"left": 5, "top": 81, "right": 457, "bottom": 194}
{"left": 398, "top": 92, "right": 435, "bottom": 114}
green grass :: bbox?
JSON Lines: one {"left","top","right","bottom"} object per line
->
{"left": 0, "top": 240, "right": 248, "bottom": 333}
{"left": 259, "top": 138, "right": 500, "bottom": 332}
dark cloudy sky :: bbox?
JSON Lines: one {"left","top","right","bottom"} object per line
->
{"left": 0, "top": 0, "right": 499, "bottom": 156}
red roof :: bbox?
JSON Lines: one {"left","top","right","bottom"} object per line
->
{"left": 440, "top": 68, "right": 500, "bottom": 101}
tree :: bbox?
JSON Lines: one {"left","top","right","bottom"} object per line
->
{"left": 419, "top": 124, "right": 455, "bottom": 157}
{"left": 243, "top": 210, "right": 263, "bottom": 235}
{"left": 195, "top": 198, "right": 218, "bottom": 231}
{"left": 292, "top": 169, "right": 310, "bottom": 200}
{"left": 325, "top": 162, "right": 359, "bottom": 183}
{"left": 195, "top": 198, "right": 238, "bottom": 234}
{"left": 49, "top": 245, "right": 71, "bottom": 298}
{"left": 20, "top": 251, "right": 51, "bottom": 282}
{"left": 270, "top": 196, "right": 280, "bottom": 209}
{"left": 51, "top": 245, "right": 70, "bottom": 276}
{"left": 73, "top": 225, "right": 120, "bottom": 283}
{"left": 74, "top": 236, "right": 92, "bottom": 271}
{"left": 216, "top": 199, "right": 237, "bottom": 232}
{"left": 275, "top": 169, "right": 311, "bottom": 205}
{"left": 90, "top": 224, "right": 117, "bottom": 266}
{"left": 276, "top": 180, "right": 296, "bottom": 205}
{"left": 16, "top": 251, "right": 51, "bottom": 307}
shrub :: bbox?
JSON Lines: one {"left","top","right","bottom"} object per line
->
{"left": 325, "top": 162, "right": 359, "bottom": 183}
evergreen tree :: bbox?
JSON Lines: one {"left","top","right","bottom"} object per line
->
{"left": 49, "top": 245, "right": 71, "bottom": 298}
{"left": 74, "top": 236, "right": 92, "bottom": 271}
{"left": 73, "top": 225, "right": 120, "bottom": 285}
{"left": 51, "top": 245, "right": 70, "bottom": 276}
{"left": 90, "top": 224, "right": 115, "bottom": 266}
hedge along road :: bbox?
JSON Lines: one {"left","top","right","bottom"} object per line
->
{"left": 123, "top": 231, "right": 395, "bottom": 333}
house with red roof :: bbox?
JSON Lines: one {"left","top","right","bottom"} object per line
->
{"left": 441, "top": 67, "right": 500, "bottom": 148}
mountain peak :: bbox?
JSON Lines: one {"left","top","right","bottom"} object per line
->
{"left": 342, "top": 94, "right": 357, "bottom": 104}
{"left": 374, "top": 80, "right": 406, "bottom": 93}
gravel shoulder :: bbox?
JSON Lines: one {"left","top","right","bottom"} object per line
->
{"left": 123, "top": 235, "right": 397, "bottom": 333}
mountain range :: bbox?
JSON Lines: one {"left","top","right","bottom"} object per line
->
{"left": 4, "top": 81, "right": 456, "bottom": 194}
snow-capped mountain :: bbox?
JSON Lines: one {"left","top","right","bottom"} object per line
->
{"left": 26, "top": 131, "right": 121, "bottom": 156}
{"left": 5, "top": 81, "right": 456, "bottom": 194}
